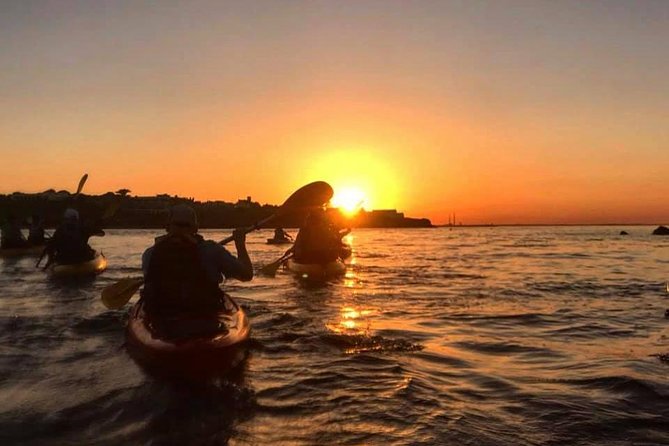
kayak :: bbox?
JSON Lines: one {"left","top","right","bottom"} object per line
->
{"left": 125, "top": 295, "right": 250, "bottom": 374}
{"left": 0, "top": 245, "right": 44, "bottom": 258}
{"left": 49, "top": 253, "right": 107, "bottom": 278}
{"left": 286, "top": 258, "right": 346, "bottom": 280}
{"left": 266, "top": 238, "right": 293, "bottom": 245}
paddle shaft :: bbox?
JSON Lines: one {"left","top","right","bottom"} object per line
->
{"left": 219, "top": 214, "right": 276, "bottom": 245}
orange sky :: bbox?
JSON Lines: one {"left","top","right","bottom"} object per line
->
{"left": 1, "top": 2, "right": 668, "bottom": 224}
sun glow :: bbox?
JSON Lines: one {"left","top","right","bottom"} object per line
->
{"left": 298, "top": 148, "right": 403, "bottom": 213}
{"left": 331, "top": 187, "right": 367, "bottom": 215}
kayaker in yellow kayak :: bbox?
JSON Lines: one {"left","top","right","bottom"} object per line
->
{"left": 140, "top": 204, "right": 253, "bottom": 319}
{"left": 293, "top": 208, "right": 343, "bottom": 264}
{"left": 273, "top": 227, "right": 292, "bottom": 242}
{"left": 45, "top": 209, "right": 104, "bottom": 266}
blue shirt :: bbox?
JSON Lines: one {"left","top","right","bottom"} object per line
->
{"left": 142, "top": 239, "right": 244, "bottom": 283}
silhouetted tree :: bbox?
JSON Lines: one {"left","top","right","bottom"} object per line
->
{"left": 116, "top": 188, "right": 131, "bottom": 197}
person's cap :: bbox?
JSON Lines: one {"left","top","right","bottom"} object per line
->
{"left": 64, "top": 208, "right": 79, "bottom": 221}
{"left": 169, "top": 204, "right": 198, "bottom": 228}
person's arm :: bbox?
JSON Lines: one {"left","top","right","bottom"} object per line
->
{"left": 84, "top": 221, "right": 105, "bottom": 238}
{"left": 216, "top": 229, "right": 253, "bottom": 281}
{"left": 232, "top": 228, "right": 253, "bottom": 281}
{"left": 141, "top": 247, "right": 153, "bottom": 278}
{"left": 339, "top": 228, "right": 351, "bottom": 238}
{"left": 292, "top": 229, "right": 306, "bottom": 257}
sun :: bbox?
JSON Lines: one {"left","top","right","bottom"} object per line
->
{"left": 331, "top": 187, "right": 367, "bottom": 215}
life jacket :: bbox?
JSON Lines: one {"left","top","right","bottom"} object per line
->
{"left": 28, "top": 224, "right": 45, "bottom": 245}
{"left": 50, "top": 222, "right": 93, "bottom": 264}
{"left": 293, "top": 224, "right": 341, "bottom": 263}
{"left": 143, "top": 233, "right": 223, "bottom": 318}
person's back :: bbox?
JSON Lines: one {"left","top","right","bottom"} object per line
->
{"left": 141, "top": 204, "right": 253, "bottom": 320}
{"left": 47, "top": 209, "right": 95, "bottom": 264}
{"left": 293, "top": 212, "right": 341, "bottom": 263}
{"left": 143, "top": 233, "right": 222, "bottom": 317}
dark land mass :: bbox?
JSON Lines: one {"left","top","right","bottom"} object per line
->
{"left": 0, "top": 191, "right": 433, "bottom": 229}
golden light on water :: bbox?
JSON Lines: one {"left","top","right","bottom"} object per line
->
{"left": 327, "top": 306, "right": 378, "bottom": 334}
{"left": 342, "top": 307, "right": 361, "bottom": 319}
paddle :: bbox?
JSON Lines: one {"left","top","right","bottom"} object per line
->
{"left": 102, "top": 277, "right": 145, "bottom": 309}
{"left": 36, "top": 174, "right": 89, "bottom": 268}
{"left": 100, "top": 181, "right": 334, "bottom": 309}
{"left": 74, "top": 174, "right": 89, "bottom": 198}
{"left": 259, "top": 248, "right": 294, "bottom": 277}
{"left": 218, "top": 181, "right": 333, "bottom": 245}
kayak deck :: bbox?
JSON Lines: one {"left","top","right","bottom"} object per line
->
{"left": 126, "top": 296, "right": 250, "bottom": 374}
{"left": 285, "top": 258, "right": 347, "bottom": 280}
{"left": 49, "top": 253, "right": 107, "bottom": 278}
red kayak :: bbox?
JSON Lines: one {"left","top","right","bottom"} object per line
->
{"left": 126, "top": 295, "right": 250, "bottom": 377}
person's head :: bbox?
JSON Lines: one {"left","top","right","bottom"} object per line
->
{"left": 167, "top": 204, "right": 198, "bottom": 235}
{"left": 63, "top": 208, "right": 79, "bottom": 222}
{"left": 305, "top": 208, "right": 327, "bottom": 226}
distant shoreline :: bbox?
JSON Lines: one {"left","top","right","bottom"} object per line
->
{"left": 437, "top": 223, "right": 664, "bottom": 227}
{"left": 0, "top": 192, "right": 433, "bottom": 229}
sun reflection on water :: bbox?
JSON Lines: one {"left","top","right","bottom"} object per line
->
{"left": 327, "top": 305, "right": 378, "bottom": 335}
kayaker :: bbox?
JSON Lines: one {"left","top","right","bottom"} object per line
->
{"left": 28, "top": 214, "right": 46, "bottom": 246}
{"left": 273, "top": 227, "right": 292, "bottom": 242}
{"left": 0, "top": 214, "right": 29, "bottom": 249}
{"left": 140, "top": 204, "right": 253, "bottom": 318}
{"left": 293, "top": 208, "right": 342, "bottom": 264}
{"left": 46, "top": 209, "right": 102, "bottom": 265}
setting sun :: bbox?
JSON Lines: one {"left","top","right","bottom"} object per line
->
{"left": 331, "top": 187, "right": 367, "bottom": 215}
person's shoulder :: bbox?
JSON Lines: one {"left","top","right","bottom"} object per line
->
{"left": 201, "top": 238, "right": 223, "bottom": 248}
{"left": 200, "top": 238, "right": 230, "bottom": 253}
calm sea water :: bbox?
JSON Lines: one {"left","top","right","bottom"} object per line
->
{"left": 1, "top": 227, "right": 668, "bottom": 445}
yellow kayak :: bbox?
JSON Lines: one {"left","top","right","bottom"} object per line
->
{"left": 286, "top": 258, "right": 346, "bottom": 280}
{"left": 0, "top": 245, "right": 44, "bottom": 258}
{"left": 49, "top": 253, "right": 108, "bottom": 278}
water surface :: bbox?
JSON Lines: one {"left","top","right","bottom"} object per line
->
{"left": 1, "top": 226, "right": 668, "bottom": 445}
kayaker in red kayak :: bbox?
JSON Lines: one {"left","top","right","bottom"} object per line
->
{"left": 293, "top": 208, "right": 343, "bottom": 264}
{"left": 140, "top": 204, "right": 253, "bottom": 320}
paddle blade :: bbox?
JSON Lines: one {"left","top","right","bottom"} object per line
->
{"left": 280, "top": 181, "right": 333, "bottom": 211}
{"left": 218, "top": 181, "right": 333, "bottom": 245}
{"left": 259, "top": 254, "right": 293, "bottom": 277}
{"left": 101, "top": 277, "right": 144, "bottom": 309}
{"left": 75, "top": 174, "right": 89, "bottom": 196}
